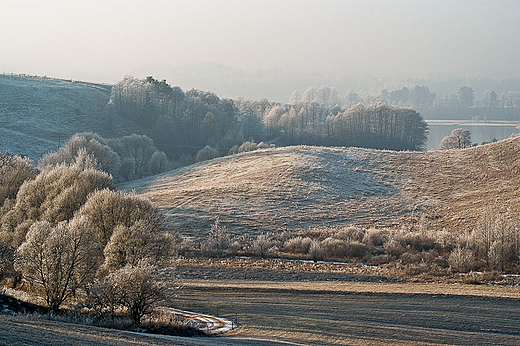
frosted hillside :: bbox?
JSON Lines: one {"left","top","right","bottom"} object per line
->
{"left": 0, "top": 75, "right": 137, "bottom": 160}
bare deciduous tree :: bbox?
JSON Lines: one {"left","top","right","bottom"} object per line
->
{"left": 16, "top": 217, "right": 102, "bottom": 311}
{"left": 106, "top": 261, "right": 163, "bottom": 325}
{"left": 201, "top": 218, "right": 230, "bottom": 258}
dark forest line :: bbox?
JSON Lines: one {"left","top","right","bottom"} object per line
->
{"left": 108, "top": 76, "right": 428, "bottom": 160}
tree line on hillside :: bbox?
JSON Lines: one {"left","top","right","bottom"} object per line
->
{"left": 108, "top": 76, "right": 429, "bottom": 159}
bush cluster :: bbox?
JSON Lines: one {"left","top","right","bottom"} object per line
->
{"left": 192, "top": 215, "right": 520, "bottom": 275}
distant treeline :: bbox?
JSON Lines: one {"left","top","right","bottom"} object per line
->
{"left": 291, "top": 84, "right": 520, "bottom": 112}
{"left": 108, "top": 76, "right": 428, "bottom": 159}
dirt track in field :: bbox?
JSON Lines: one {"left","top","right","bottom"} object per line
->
{"left": 2, "top": 281, "right": 520, "bottom": 345}
{"left": 175, "top": 284, "right": 520, "bottom": 345}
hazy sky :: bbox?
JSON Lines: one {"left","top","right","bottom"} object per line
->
{"left": 2, "top": 0, "right": 519, "bottom": 84}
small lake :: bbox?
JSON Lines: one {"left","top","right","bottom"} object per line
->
{"left": 426, "top": 120, "right": 520, "bottom": 150}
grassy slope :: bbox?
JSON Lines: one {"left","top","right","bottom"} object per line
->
{"left": 0, "top": 75, "right": 141, "bottom": 160}
{"left": 120, "top": 137, "right": 520, "bottom": 235}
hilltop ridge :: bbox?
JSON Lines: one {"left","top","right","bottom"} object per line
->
{"left": 120, "top": 137, "right": 520, "bottom": 235}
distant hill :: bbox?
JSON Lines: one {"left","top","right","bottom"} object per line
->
{"left": 120, "top": 138, "right": 520, "bottom": 236}
{"left": 0, "top": 74, "right": 141, "bottom": 160}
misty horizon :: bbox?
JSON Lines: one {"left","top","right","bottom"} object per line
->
{"left": 2, "top": 0, "right": 520, "bottom": 101}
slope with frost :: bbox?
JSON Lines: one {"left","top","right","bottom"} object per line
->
{"left": 120, "top": 137, "right": 520, "bottom": 235}
{"left": 0, "top": 75, "right": 140, "bottom": 160}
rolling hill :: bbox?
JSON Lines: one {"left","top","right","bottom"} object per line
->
{"left": 0, "top": 74, "right": 141, "bottom": 160}
{"left": 120, "top": 137, "right": 520, "bottom": 236}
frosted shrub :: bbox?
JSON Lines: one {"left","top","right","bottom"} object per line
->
{"left": 227, "top": 145, "right": 239, "bottom": 156}
{"left": 346, "top": 242, "right": 368, "bottom": 259}
{"left": 284, "top": 236, "right": 312, "bottom": 254}
{"left": 383, "top": 238, "right": 404, "bottom": 257}
{"left": 256, "top": 142, "right": 272, "bottom": 149}
{"left": 363, "top": 228, "right": 383, "bottom": 247}
{"left": 252, "top": 234, "right": 273, "bottom": 258}
{"left": 335, "top": 226, "right": 365, "bottom": 243}
{"left": 238, "top": 141, "right": 257, "bottom": 153}
{"left": 308, "top": 240, "right": 324, "bottom": 261}
{"left": 392, "top": 229, "right": 436, "bottom": 252}
{"left": 448, "top": 246, "right": 475, "bottom": 273}
{"left": 196, "top": 145, "right": 220, "bottom": 162}
{"left": 321, "top": 237, "right": 348, "bottom": 259}
{"left": 237, "top": 141, "right": 273, "bottom": 154}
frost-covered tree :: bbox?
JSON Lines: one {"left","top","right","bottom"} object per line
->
{"left": 100, "top": 261, "right": 163, "bottom": 325}
{"left": 39, "top": 133, "right": 120, "bottom": 175}
{"left": 471, "top": 211, "right": 520, "bottom": 272}
{"left": 439, "top": 128, "right": 471, "bottom": 150}
{"left": 201, "top": 218, "right": 230, "bottom": 257}
{"left": 289, "top": 90, "right": 301, "bottom": 104}
{"left": 0, "top": 164, "right": 112, "bottom": 246}
{"left": 263, "top": 104, "right": 286, "bottom": 137}
{"left": 344, "top": 90, "right": 363, "bottom": 108}
{"left": 458, "top": 86, "right": 475, "bottom": 108}
{"left": 102, "top": 219, "right": 170, "bottom": 272}
{"left": 16, "top": 217, "right": 102, "bottom": 311}
{"left": 76, "top": 189, "right": 165, "bottom": 247}
{"left": 302, "top": 87, "right": 317, "bottom": 103}
{"left": 410, "top": 86, "right": 436, "bottom": 108}
{"left": 389, "top": 87, "right": 410, "bottom": 105}
{"left": 149, "top": 151, "right": 169, "bottom": 175}
{"left": 0, "top": 152, "right": 37, "bottom": 207}
{"left": 110, "top": 134, "right": 157, "bottom": 179}
{"left": 332, "top": 103, "right": 428, "bottom": 150}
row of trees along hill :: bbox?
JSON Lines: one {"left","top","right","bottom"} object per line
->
{"left": 108, "top": 76, "right": 429, "bottom": 159}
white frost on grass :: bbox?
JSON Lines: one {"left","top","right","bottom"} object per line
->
{"left": 120, "top": 145, "right": 406, "bottom": 235}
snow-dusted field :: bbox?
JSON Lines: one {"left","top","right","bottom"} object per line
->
{"left": 120, "top": 137, "right": 520, "bottom": 236}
